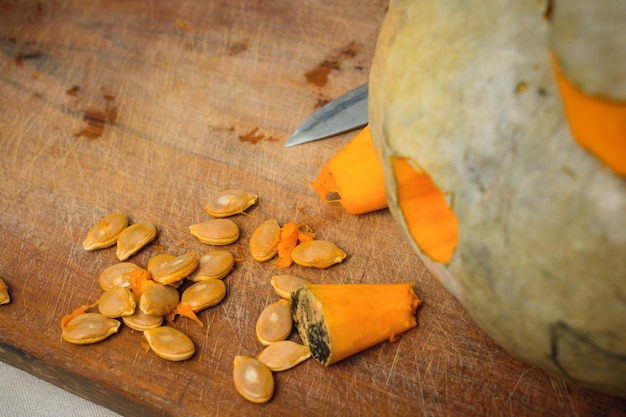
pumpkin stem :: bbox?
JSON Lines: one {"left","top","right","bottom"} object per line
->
{"left": 391, "top": 157, "right": 458, "bottom": 264}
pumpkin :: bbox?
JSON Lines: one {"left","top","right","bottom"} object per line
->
{"left": 368, "top": 0, "right": 626, "bottom": 397}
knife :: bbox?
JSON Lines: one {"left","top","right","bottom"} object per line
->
{"left": 285, "top": 83, "right": 368, "bottom": 147}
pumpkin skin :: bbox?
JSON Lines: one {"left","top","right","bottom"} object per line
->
{"left": 369, "top": 0, "right": 626, "bottom": 398}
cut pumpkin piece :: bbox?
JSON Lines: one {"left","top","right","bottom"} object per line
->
{"left": 292, "top": 282, "right": 420, "bottom": 366}
{"left": 551, "top": 55, "right": 626, "bottom": 177}
{"left": 312, "top": 125, "right": 388, "bottom": 214}
{"left": 391, "top": 157, "right": 458, "bottom": 264}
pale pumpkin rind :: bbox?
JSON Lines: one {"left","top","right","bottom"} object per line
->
{"left": 369, "top": 0, "right": 626, "bottom": 397}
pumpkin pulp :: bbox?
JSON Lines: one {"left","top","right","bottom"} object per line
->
{"left": 551, "top": 55, "right": 626, "bottom": 177}
{"left": 391, "top": 157, "right": 458, "bottom": 264}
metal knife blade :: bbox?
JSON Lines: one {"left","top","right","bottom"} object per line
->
{"left": 285, "top": 83, "right": 368, "bottom": 147}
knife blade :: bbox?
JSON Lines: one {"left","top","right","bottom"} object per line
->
{"left": 285, "top": 83, "right": 368, "bottom": 147}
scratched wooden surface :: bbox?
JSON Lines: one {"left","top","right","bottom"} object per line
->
{"left": 1, "top": 1, "right": 625, "bottom": 416}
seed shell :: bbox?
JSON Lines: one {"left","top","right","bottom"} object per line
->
{"left": 257, "top": 340, "right": 311, "bottom": 372}
{"left": 62, "top": 313, "right": 121, "bottom": 345}
{"left": 116, "top": 222, "right": 157, "bottom": 261}
{"left": 233, "top": 355, "right": 274, "bottom": 404}
{"left": 144, "top": 326, "right": 195, "bottom": 361}
{"left": 83, "top": 213, "right": 128, "bottom": 250}
{"left": 153, "top": 252, "right": 198, "bottom": 285}
{"left": 147, "top": 254, "right": 176, "bottom": 278}
{"left": 249, "top": 219, "right": 281, "bottom": 262}
{"left": 122, "top": 309, "right": 163, "bottom": 331}
{"left": 190, "top": 219, "right": 240, "bottom": 245}
{"left": 189, "top": 251, "right": 235, "bottom": 281}
{"left": 98, "top": 287, "right": 136, "bottom": 318}
{"left": 181, "top": 279, "right": 227, "bottom": 311}
{"left": 290, "top": 240, "right": 347, "bottom": 269}
{"left": 139, "top": 283, "right": 180, "bottom": 316}
{"left": 255, "top": 299, "right": 292, "bottom": 346}
{"left": 205, "top": 189, "right": 258, "bottom": 218}
{"left": 270, "top": 274, "right": 311, "bottom": 299}
{"left": 98, "top": 262, "right": 142, "bottom": 290}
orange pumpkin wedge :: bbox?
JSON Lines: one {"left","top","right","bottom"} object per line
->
{"left": 291, "top": 282, "right": 421, "bottom": 365}
{"left": 311, "top": 125, "right": 388, "bottom": 214}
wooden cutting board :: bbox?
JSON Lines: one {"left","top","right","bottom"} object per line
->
{"left": 1, "top": 1, "right": 624, "bottom": 416}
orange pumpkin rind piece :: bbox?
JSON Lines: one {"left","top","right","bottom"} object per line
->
{"left": 291, "top": 282, "right": 421, "bottom": 366}
{"left": 312, "top": 125, "right": 388, "bottom": 215}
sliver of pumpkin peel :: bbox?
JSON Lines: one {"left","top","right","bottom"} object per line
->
{"left": 391, "top": 157, "right": 458, "bottom": 264}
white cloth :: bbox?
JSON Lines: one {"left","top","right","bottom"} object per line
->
{"left": 0, "top": 361, "right": 123, "bottom": 417}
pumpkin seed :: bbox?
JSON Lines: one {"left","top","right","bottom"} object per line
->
{"left": 61, "top": 313, "right": 120, "bottom": 345}
{"left": 116, "top": 222, "right": 157, "bottom": 261}
{"left": 189, "top": 251, "right": 234, "bottom": 281}
{"left": 249, "top": 219, "right": 281, "bottom": 262}
{"left": 98, "top": 287, "right": 136, "bottom": 318}
{"left": 257, "top": 340, "right": 311, "bottom": 372}
{"left": 139, "top": 283, "right": 179, "bottom": 316}
{"left": 144, "top": 326, "right": 195, "bottom": 361}
{"left": 255, "top": 299, "right": 292, "bottom": 346}
{"left": 190, "top": 219, "right": 240, "bottom": 245}
{"left": 232, "top": 355, "right": 274, "bottom": 404}
{"left": 98, "top": 262, "right": 141, "bottom": 290}
{"left": 270, "top": 274, "right": 311, "bottom": 299}
{"left": 0, "top": 277, "right": 10, "bottom": 305}
{"left": 291, "top": 240, "right": 346, "bottom": 269}
{"left": 205, "top": 189, "right": 258, "bottom": 218}
{"left": 152, "top": 252, "right": 198, "bottom": 285}
{"left": 83, "top": 213, "right": 128, "bottom": 250}
{"left": 180, "top": 279, "right": 227, "bottom": 311}
{"left": 122, "top": 309, "right": 163, "bottom": 331}
{"left": 147, "top": 254, "right": 175, "bottom": 277}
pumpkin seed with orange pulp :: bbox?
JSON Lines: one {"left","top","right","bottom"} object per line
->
{"left": 122, "top": 309, "right": 163, "bottom": 331}
{"left": 255, "top": 299, "right": 292, "bottom": 346}
{"left": 180, "top": 279, "right": 227, "bottom": 311}
{"left": 139, "top": 283, "right": 179, "bottom": 316}
{"left": 205, "top": 189, "right": 258, "bottom": 218}
{"left": 152, "top": 252, "right": 198, "bottom": 285}
{"left": 82, "top": 213, "right": 128, "bottom": 250}
{"left": 257, "top": 340, "right": 311, "bottom": 372}
{"left": 116, "top": 222, "right": 157, "bottom": 261}
{"left": 61, "top": 313, "right": 121, "bottom": 345}
{"left": 0, "top": 277, "right": 10, "bottom": 305}
{"left": 270, "top": 274, "right": 311, "bottom": 299}
{"left": 189, "top": 219, "right": 240, "bottom": 245}
{"left": 97, "top": 287, "right": 136, "bottom": 318}
{"left": 232, "top": 355, "right": 274, "bottom": 404}
{"left": 143, "top": 326, "right": 195, "bottom": 361}
{"left": 98, "top": 262, "right": 142, "bottom": 290}
{"left": 189, "top": 251, "right": 234, "bottom": 281}
{"left": 249, "top": 219, "right": 281, "bottom": 262}
{"left": 291, "top": 240, "right": 347, "bottom": 269}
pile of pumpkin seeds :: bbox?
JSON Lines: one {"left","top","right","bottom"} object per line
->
{"left": 64, "top": 188, "right": 349, "bottom": 404}
{"left": 62, "top": 189, "right": 256, "bottom": 360}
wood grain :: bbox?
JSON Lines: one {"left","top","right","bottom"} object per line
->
{"left": 1, "top": 1, "right": 625, "bottom": 416}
